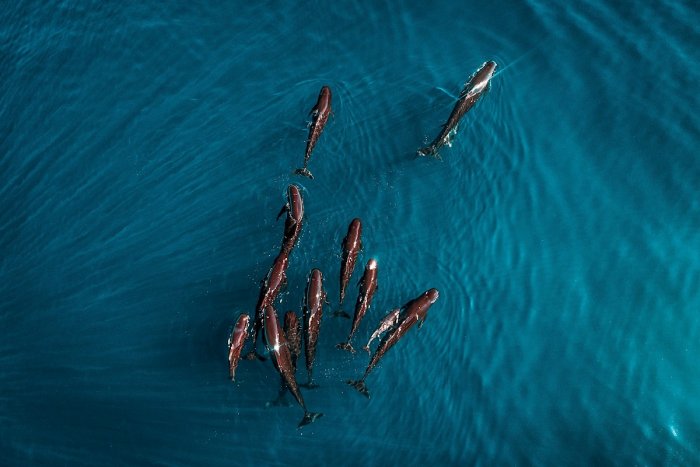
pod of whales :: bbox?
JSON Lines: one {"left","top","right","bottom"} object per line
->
{"left": 227, "top": 61, "right": 496, "bottom": 426}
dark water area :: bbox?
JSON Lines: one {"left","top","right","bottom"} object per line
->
{"left": 2, "top": 1, "right": 699, "bottom": 465}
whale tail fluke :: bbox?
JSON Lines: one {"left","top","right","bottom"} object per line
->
{"left": 298, "top": 411, "right": 323, "bottom": 428}
{"left": 332, "top": 309, "right": 351, "bottom": 319}
{"left": 335, "top": 342, "right": 356, "bottom": 354}
{"left": 347, "top": 379, "right": 370, "bottom": 398}
{"left": 294, "top": 167, "right": 314, "bottom": 179}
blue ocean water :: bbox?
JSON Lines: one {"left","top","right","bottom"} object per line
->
{"left": 2, "top": 0, "right": 699, "bottom": 464}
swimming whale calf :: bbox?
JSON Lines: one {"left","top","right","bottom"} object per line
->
{"left": 277, "top": 184, "right": 304, "bottom": 254}
{"left": 417, "top": 61, "right": 497, "bottom": 157}
{"left": 337, "top": 258, "right": 378, "bottom": 353}
{"left": 295, "top": 86, "right": 332, "bottom": 179}
{"left": 228, "top": 314, "right": 250, "bottom": 381}
{"left": 245, "top": 251, "right": 290, "bottom": 361}
{"left": 335, "top": 218, "right": 362, "bottom": 318}
{"left": 263, "top": 305, "right": 323, "bottom": 427}
{"left": 301, "top": 269, "right": 327, "bottom": 388}
{"left": 363, "top": 308, "right": 400, "bottom": 354}
{"left": 348, "top": 288, "right": 439, "bottom": 398}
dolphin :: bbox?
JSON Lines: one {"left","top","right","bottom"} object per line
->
{"left": 337, "top": 258, "right": 378, "bottom": 353}
{"left": 348, "top": 288, "right": 439, "bottom": 398}
{"left": 335, "top": 218, "right": 362, "bottom": 318}
{"left": 227, "top": 314, "right": 250, "bottom": 382}
{"left": 418, "top": 61, "right": 497, "bottom": 157}
{"left": 295, "top": 86, "right": 332, "bottom": 179}
{"left": 263, "top": 305, "right": 323, "bottom": 427}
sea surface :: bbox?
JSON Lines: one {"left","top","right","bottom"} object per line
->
{"left": 2, "top": 1, "right": 699, "bottom": 465}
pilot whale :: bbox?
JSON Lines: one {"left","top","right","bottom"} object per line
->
{"left": 301, "top": 269, "right": 327, "bottom": 388}
{"left": 335, "top": 218, "right": 362, "bottom": 317}
{"left": 227, "top": 314, "right": 250, "bottom": 382}
{"left": 337, "top": 258, "right": 378, "bottom": 353}
{"left": 418, "top": 61, "right": 497, "bottom": 157}
{"left": 263, "top": 305, "right": 323, "bottom": 427}
{"left": 295, "top": 86, "right": 332, "bottom": 179}
{"left": 277, "top": 184, "right": 304, "bottom": 254}
{"left": 245, "top": 251, "right": 289, "bottom": 360}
